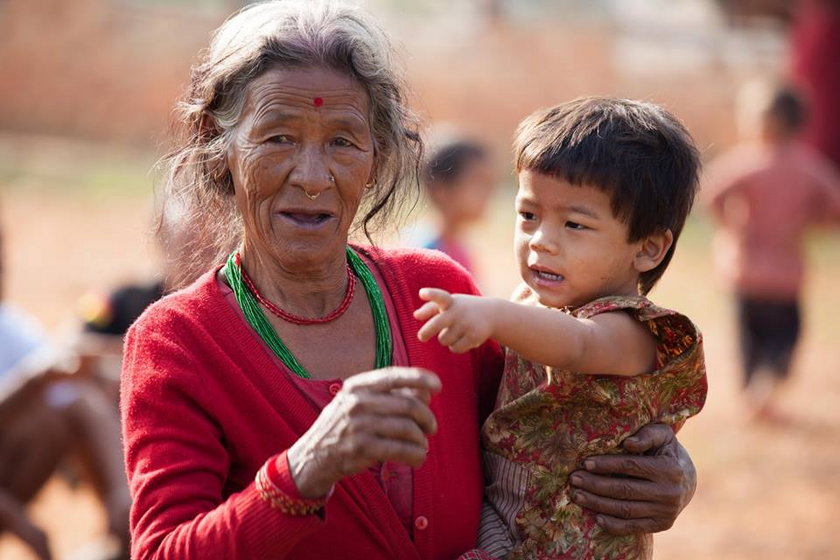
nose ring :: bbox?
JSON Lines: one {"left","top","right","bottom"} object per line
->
{"left": 303, "top": 175, "right": 333, "bottom": 200}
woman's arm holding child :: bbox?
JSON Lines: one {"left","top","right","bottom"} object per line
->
{"left": 415, "top": 288, "right": 655, "bottom": 376}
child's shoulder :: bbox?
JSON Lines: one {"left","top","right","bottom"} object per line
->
{"left": 577, "top": 296, "right": 702, "bottom": 361}
{"left": 573, "top": 295, "right": 670, "bottom": 320}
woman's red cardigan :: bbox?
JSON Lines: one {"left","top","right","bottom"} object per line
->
{"left": 121, "top": 248, "right": 503, "bottom": 560}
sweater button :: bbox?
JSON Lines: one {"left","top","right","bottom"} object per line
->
{"left": 414, "top": 515, "right": 429, "bottom": 531}
{"left": 328, "top": 382, "right": 341, "bottom": 396}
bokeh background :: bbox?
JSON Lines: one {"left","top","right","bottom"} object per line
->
{"left": 1, "top": 0, "right": 838, "bottom": 558}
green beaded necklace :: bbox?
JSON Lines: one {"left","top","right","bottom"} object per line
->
{"left": 225, "top": 247, "right": 392, "bottom": 379}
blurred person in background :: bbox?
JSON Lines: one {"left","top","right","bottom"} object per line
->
{"left": 75, "top": 278, "right": 165, "bottom": 403}
{"left": 717, "top": 0, "right": 840, "bottom": 168}
{"left": 705, "top": 82, "right": 840, "bottom": 422}
{"left": 71, "top": 200, "right": 199, "bottom": 402}
{"left": 420, "top": 137, "right": 496, "bottom": 276}
{"left": 0, "top": 226, "right": 131, "bottom": 560}
{"left": 121, "top": 2, "right": 702, "bottom": 559}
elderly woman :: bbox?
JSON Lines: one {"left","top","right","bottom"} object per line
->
{"left": 121, "top": 2, "right": 698, "bottom": 559}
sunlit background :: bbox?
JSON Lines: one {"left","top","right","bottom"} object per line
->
{"left": 1, "top": 1, "right": 838, "bottom": 558}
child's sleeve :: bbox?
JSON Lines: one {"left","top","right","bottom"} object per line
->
{"left": 642, "top": 312, "right": 708, "bottom": 431}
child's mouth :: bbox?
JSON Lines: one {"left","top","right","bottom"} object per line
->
{"left": 532, "top": 268, "right": 564, "bottom": 283}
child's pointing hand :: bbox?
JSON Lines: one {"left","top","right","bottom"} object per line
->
{"left": 414, "top": 288, "right": 496, "bottom": 353}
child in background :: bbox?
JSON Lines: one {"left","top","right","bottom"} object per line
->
{"left": 421, "top": 138, "right": 496, "bottom": 275}
{"left": 0, "top": 225, "right": 131, "bottom": 560}
{"left": 415, "top": 98, "right": 708, "bottom": 559}
{"left": 705, "top": 82, "right": 840, "bottom": 422}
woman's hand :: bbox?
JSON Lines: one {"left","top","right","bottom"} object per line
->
{"left": 287, "top": 367, "right": 441, "bottom": 499}
{"left": 414, "top": 288, "right": 496, "bottom": 353}
{"left": 569, "top": 423, "right": 696, "bottom": 535}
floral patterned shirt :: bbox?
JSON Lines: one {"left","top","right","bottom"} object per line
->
{"left": 477, "top": 289, "right": 707, "bottom": 560}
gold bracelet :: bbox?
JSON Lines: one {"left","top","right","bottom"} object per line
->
{"left": 255, "top": 459, "right": 327, "bottom": 516}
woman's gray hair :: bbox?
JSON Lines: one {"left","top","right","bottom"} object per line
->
{"left": 158, "top": 0, "right": 422, "bottom": 288}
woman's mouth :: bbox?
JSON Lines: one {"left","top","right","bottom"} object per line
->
{"left": 278, "top": 211, "right": 335, "bottom": 228}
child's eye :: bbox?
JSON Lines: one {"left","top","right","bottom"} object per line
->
{"left": 566, "top": 221, "right": 587, "bottom": 230}
{"left": 519, "top": 211, "right": 537, "bottom": 221}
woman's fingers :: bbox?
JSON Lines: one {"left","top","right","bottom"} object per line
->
{"left": 569, "top": 452, "right": 687, "bottom": 536}
{"left": 289, "top": 367, "right": 442, "bottom": 496}
{"left": 591, "top": 514, "right": 672, "bottom": 536}
{"left": 344, "top": 367, "right": 441, "bottom": 395}
{"left": 341, "top": 391, "right": 438, "bottom": 435}
{"left": 570, "top": 489, "right": 672, "bottom": 521}
{"left": 578, "top": 454, "right": 682, "bottom": 484}
{"left": 363, "top": 414, "right": 429, "bottom": 448}
{"left": 621, "top": 423, "right": 674, "bottom": 454}
{"left": 569, "top": 485, "right": 679, "bottom": 535}
{"left": 356, "top": 433, "right": 429, "bottom": 469}
{"left": 569, "top": 469, "right": 680, "bottom": 503}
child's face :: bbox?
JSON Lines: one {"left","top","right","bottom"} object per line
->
{"left": 431, "top": 160, "right": 497, "bottom": 227}
{"left": 514, "top": 170, "right": 642, "bottom": 308}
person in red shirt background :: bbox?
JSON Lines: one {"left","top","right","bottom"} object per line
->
{"left": 705, "top": 82, "right": 840, "bottom": 422}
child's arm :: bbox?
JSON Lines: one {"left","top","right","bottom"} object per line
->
{"left": 415, "top": 288, "right": 656, "bottom": 376}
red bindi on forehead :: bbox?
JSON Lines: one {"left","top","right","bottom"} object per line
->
{"left": 313, "top": 97, "right": 324, "bottom": 107}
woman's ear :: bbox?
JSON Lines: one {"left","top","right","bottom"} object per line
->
{"left": 199, "top": 112, "right": 219, "bottom": 140}
{"left": 634, "top": 229, "right": 674, "bottom": 273}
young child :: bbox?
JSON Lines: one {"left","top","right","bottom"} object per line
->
{"left": 705, "top": 83, "right": 840, "bottom": 422}
{"left": 420, "top": 138, "right": 496, "bottom": 276}
{"left": 415, "top": 97, "right": 708, "bottom": 559}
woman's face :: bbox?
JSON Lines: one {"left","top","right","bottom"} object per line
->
{"left": 226, "top": 65, "right": 375, "bottom": 271}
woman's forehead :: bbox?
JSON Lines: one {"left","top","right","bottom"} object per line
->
{"left": 244, "top": 66, "right": 370, "bottom": 119}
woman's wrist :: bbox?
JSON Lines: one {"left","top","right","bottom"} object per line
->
{"left": 286, "top": 441, "right": 336, "bottom": 500}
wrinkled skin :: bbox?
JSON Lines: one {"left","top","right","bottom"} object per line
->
{"left": 569, "top": 423, "right": 696, "bottom": 534}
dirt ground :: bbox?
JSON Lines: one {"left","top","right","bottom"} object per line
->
{"left": 1, "top": 131, "right": 839, "bottom": 559}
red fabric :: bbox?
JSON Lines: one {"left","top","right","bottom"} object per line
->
{"left": 790, "top": 0, "right": 840, "bottom": 168}
{"left": 121, "top": 247, "right": 503, "bottom": 560}
{"left": 215, "top": 253, "right": 417, "bottom": 533}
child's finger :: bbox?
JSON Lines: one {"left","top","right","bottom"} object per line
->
{"left": 413, "top": 301, "right": 440, "bottom": 321}
{"left": 418, "top": 288, "right": 454, "bottom": 310}
{"left": 449, "top": 336, "right": 477, "bottom": 354}
{"left": 417, "top": 312, "right": 452, "bottom": 342}
{"left": 437, "top": 324, "right": 466, "bottom": 348}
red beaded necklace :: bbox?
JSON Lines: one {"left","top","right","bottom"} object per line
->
{"left": 235, "top": 252, "right": 357, "bottom": 325}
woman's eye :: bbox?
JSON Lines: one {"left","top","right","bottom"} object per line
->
{"left": 332, "top": 137, "right": 355, "bottom": 148}
{"left": 268, "top": 134, "right": 293, "bottom": 144}
{"left": 566, "top": 221, "right": 587, "bottom": 230}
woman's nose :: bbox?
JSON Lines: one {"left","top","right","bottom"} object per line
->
{"left": 288, "top": 145, "right": 333, "bottom": 197}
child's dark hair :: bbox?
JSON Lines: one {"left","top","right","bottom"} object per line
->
{"left": 422, "top": 140, "right": 488, "bottom": 187}
{"left": 513, "top": 97, "right": 700, "bottom": 294}
{"left": 765, "top": 86, "right": 808, "bottom": 134}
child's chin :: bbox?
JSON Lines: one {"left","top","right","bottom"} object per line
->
{"left": 533, "top": 289, "right": 573, "bottom": 309}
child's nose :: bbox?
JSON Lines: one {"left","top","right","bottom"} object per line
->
{"left": 529, "top": 229, "right": 559, "bottom": 255}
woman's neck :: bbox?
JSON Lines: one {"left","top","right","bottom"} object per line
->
{"left": 239, "top": 243, "right": 349, "bottom": 319}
